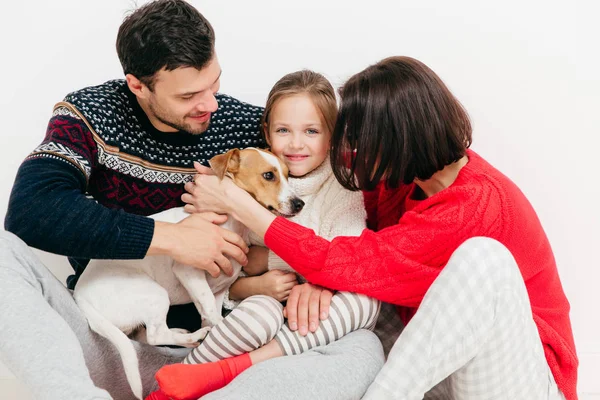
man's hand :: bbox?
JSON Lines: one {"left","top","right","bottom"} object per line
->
{"left": 148, "top": 212, "right": 248, "bottom": 278}
{"left": 243, "top": 246, "right": 270, "bottom": 276}
{"left": 258, "top": 270, "right": 298, "bottom": 301}
{"left": 283, "top": 283, "right": 333, "bottom": 336}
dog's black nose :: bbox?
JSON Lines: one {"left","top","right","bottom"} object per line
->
{"left": 291, "top": 198, "right": 304, "bottom": 213}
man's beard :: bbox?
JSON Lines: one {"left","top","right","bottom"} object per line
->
{"left": 148, "top": 100, "right": 210, "bottom": 135}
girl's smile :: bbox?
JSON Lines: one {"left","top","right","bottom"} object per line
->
{"left": 268, "top": 94, "right": 330, "bottom": 177}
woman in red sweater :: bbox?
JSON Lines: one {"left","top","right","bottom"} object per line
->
{"left": 178, "top": 56, "right": 577, "bottom": 399}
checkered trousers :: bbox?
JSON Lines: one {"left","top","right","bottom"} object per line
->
{"left": 364, "top": 237, "right": 565, "bottom": 400}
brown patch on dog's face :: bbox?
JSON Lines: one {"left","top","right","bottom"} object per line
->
{"left": 209, "top": 148, "right": 304, "bottom": 217}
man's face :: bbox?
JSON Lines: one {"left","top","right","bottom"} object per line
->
{"left": 144, "top": 57, "right": 222, "bottom": 134}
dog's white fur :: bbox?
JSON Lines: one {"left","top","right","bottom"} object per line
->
{"left": 73, "top": 148, "right": 301, "bottom": 400}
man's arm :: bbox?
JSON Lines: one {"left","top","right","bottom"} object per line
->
{"left": 5, "top": 156, "right": 155, "bottom": 259}
{"left": 5, "top": 111, "right": 248, "bottom": 274}
{"left": 5, "top": 156, "right": 246, "bottom": 275}
{"left": 5, "top": 109, "right": 156, "bottom": 259}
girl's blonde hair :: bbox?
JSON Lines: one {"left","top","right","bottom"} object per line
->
{"left": 262, "top": 70, "right": 337, "bottom": 143}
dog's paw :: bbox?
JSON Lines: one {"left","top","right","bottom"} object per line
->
{"left": 189, "top": 326, "right": 212, "bottom": 344}
{"left": 171, "top": 326, "right": 212, "bottom": 348}
{"left": 203, "top": 315, "right": 224, "bottom": 328}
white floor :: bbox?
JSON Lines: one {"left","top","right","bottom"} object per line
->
{"left": 1, "top": 380, "right": 31, "bottom": 400}
{"left": 1, "top": 377, "right": 598, "bottom": 400}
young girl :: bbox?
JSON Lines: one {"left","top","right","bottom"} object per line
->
{"left": 175, "top": 56, "right": 577, "bottom": 400}
{"left": 146, "top": 70, "right": 381, "bottom": 400}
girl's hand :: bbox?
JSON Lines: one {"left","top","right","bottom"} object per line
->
{"left": 258, "top": 270, "right": 298, "bottom": 302}
{"left": 243, "top": 246, "right": 270, "bottom": 276}
{"left": 284, "top": 283, "right": 333, "bottom": 336}
{"left": 182, "top": 162, "right": 244, "bottom": 215}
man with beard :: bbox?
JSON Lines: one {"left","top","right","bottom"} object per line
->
{"left": 0, "top": 1, "right": 383, "bottom": 399}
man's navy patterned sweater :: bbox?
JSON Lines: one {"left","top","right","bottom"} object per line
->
{"left": 5, "top": 80, "right": 265, "bottom": 288}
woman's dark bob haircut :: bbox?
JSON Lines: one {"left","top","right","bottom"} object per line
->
{"left": 331, "top": 56, "right": 472, "bottom": 191}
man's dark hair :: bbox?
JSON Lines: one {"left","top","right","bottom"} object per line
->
{"left": 331, "top": 56, "right": 472, "bottom": 191}
{"left": 116, "top": 0, "right": 215, "bottom": 91}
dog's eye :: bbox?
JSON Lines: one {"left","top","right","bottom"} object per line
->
{"left": 262, "top": 172, "right": 275, "bottom": 181}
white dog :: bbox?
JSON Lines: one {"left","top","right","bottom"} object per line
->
{"left": 73, "top": 148, "right": 304, "bottom": 399}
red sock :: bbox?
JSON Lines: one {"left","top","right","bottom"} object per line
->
{"left": 154, "top": 354, "right": 253, "bottom": 400}
{"left": 144, "top": 390, "right": 170, "bottom": 400}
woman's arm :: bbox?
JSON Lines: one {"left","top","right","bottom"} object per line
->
{"left": 263, "top": 217, "right": 444, "bottom": 306}
{"left": 186, "top": 167, "right": 486, "bottom": 307}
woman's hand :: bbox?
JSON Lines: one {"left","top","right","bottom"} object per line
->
{"left": 182, "top": 162, "right": 245, "bottom": 215}
{"left": 258, "top": 270, "right": 298, "bottom": 302}
{"left": 184, "top": 161, "right": 277, "bottom": 239}
{"left": 284, "top": 283, "right": 333, "bottom": 336}
{"left": 243, "top": 246, "right": 270, "bottom": 276}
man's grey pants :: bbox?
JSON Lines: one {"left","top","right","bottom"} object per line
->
{"left": 0, "top": 231, "right": 384, "bottom": 400}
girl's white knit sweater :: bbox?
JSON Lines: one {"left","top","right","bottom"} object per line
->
{"left": 223, "top": 158, "right": 367, "bottom": 309}
{"left": 257, "top": 157, "right": 367, "bottom": 276}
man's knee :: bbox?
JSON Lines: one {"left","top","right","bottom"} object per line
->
{"left": 0, "top": 230, "right": 47, "bottom": 283}
{"left": 0, "top": 229, "right": 28, "bottom": 249}
{"left": 320, "top": 329, "right": 385, "bottom": 367}
{"left": 0, "top": 230, "right": 34, "bottom": 269}
{"left": 346, "top": 329, "right": 385, "bottom": 354}
{"left": 337, "top": 330, "right": 385, "bottom": 384}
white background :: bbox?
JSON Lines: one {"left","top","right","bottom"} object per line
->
{"left": 0, "top": 0, "right": 598, "bottom": 396}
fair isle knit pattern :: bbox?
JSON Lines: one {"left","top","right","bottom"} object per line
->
{"left": 26, "top": 80, "right": 265, "bottom": 215}
{"left": 62, "top": 80, "right": 263, "bottom": 167}
{"left": 7, "top": 79, "right": 264, "bottom": 291}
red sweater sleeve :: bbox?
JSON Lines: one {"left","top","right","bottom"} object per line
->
{"left": 266, "top": 152, "right": 579, "bottom": 400}
{"left": 264, "top": 185, "right": 500, "bottom": 306}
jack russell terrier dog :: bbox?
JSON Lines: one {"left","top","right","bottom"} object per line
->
{"left": 73, "top": 148, "right": 304, "bottom": 400}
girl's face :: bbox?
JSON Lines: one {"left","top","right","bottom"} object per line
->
{"left": 267, "top": 94, "right": 331, "bottom": 177}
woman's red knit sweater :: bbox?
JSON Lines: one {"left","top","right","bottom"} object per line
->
{"left": 265, "top": 150, "right": 578, "bottom": 399}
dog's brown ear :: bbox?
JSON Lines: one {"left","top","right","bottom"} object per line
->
{"left": 209, "top": 149, "right": 241, "bottom": 180}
